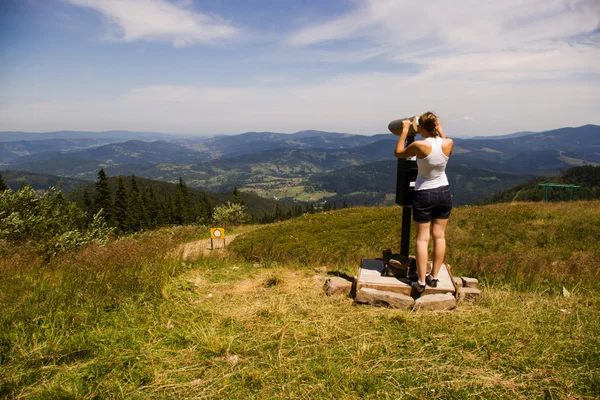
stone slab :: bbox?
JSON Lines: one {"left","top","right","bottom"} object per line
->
{"left": 453, "top": 277, "right": 463, "bottom": 287}
{"left": 323, "top": 277, "right": 352, "bottom": 296}
{"left": 458, "top": 287, "right": 481, "bottom": 302}
{"left": 357, "top": 259, "right": 455, "bottom": 297}
{"left": 461, "top": 277, "right": 478, "bottom": 288}
{"left": 413, "top": 293, "right": 457, "bottom": 311}
{"left": 355, "top": 288, "right": 414, "bottom": 309}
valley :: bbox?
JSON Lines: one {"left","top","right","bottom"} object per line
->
{"left": 2, "top": 124, "right": 599, "bottom": 206}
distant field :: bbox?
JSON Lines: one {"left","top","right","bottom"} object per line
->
{"left": 244, "top": 185, "right": 336, "bottom": 202}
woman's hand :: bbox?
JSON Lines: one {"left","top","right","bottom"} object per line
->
{"left": 437, "top": 122, "right": 444, "bottom": 138}
{"left": 402, "top": 119, "right": 411, "bottom": 133}
{"left": 395, "top": 120, "right": 420, "bottom": 159}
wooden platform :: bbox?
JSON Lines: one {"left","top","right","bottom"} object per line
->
{"left": 356, "top": 259, "right": 456, "bottom": 297}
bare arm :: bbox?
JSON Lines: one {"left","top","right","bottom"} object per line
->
{"left": 436, "top": 120, "right": 454, "bottom": 155}
{"left": 437, "top": 121, "right": 446, "bottom": 139}
{"left": 394, "top": 120, "right": 420, "bottom": 158}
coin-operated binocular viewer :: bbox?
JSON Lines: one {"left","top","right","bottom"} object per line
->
{"left": 389, "top": 116, "right": 420, "bottom": 257}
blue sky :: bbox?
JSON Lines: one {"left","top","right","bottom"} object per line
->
{"left": 0, "top": 0, "right": 598, "bottom": 136}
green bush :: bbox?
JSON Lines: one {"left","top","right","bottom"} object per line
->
{"left": 212, "top": 201, "right": 251, "bottom": 227}
{"left": 0, "top": 185, "right": 114, "bottom": 256}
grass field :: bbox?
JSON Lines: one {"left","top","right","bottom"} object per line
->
{"left": 1, "top": 202, "right": 599, "bottom": 398}
{"left": 243, "top": 180, "right": 336, "bottom": 202}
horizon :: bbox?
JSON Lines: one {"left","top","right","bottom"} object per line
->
{"left": 1, "top": 0, "right": 599, "bottom": 136}
{"left": 1, "top": 123, "right": 598, "bottom": 140}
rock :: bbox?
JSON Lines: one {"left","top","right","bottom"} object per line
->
{"left": 252, "top": 263, "right": 262, "bottom": 268}
{"left": 453, "top": 277, "right": 463, "bottom": 288}
{"left": 386, "top": 259, "right": 409, "bottom": 278}
{"left": 461, "top": 277, "right": 478, "bottom": 288}
{"left": 323, "top": 277, "right": 353, "bottom": 296}
{"left": 354, "top": 288, "right": 414, "bottom": 309}
{"left": 458, "top": 287, "right": 481, "bottom": 302}
{"left": 382, "top": 253, "right": 411, "bottom": 277}
{"left": 413, "top": 293, "right": 457, "bottom": 311}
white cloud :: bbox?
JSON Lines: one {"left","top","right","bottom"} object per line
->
{"left": 287, "top": 0, "right": 600, "bottom": 81}
{"left": 289, "top": 0, "right": 599, "bottom": 49}
{"left": 64, "top": 0, "right": 237, "bottom": 46}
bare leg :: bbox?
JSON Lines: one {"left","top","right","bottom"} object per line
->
{"left": 430, "top": 218, "right": 449, "bottom": 278}
{"left": 415, "top": 222, "right": 431, "bottom": 284}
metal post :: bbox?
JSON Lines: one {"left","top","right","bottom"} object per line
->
{"left": 400, "top": 205, "right": 412, "bottom": 256}
{"left": 538, "top": 183, "right": 581, "bottom": 202}
{"left": 399, "top": 135, "right": 415, "bottom": 257}
{"left": 569, "top": 185, "right": 573, "bottom": 201}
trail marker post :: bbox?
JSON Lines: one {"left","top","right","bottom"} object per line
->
{"left": 210, "top": 227, "right": 225, "bottom": 250}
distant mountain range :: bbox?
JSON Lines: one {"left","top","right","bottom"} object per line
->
{"left": 0, "top": 130, "right": 174, "bottom": 142}
{"left": 0, "top": 170, "right": 90, "bottom": 193}
{"left": 9, "top": 140, "right": 207, "bottom": 165}
{"left": 2, "top": 124, "right": 598, "bottom": 206}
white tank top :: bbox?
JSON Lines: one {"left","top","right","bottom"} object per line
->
{"left": 414, "top": 137, "right": 449, "bottom": 191}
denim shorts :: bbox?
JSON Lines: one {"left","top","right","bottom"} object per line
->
{"left": 412, "top": 185, "right": 452, "bottom": 223}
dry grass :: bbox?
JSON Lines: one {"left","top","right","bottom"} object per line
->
{"left": 106, "top": 263, "right": 598, "bottom": 399}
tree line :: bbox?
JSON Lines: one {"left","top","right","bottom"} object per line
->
{"left": 0, "top": 168, "right": 353, "bottom": 242}
{"left": 474, "top": 165, "right": 600, "bottom": 205}
{"left": 78, "top": 169, "right": 213, "bottom": 234}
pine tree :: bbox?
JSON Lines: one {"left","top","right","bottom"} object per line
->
{"left": 94, "top": 168, "right": 112, "bottom": 221}
{"left": 82, "top": 188, "right": 92, "bottom": 214}
{"left": 174, "top": 177, "right": 190, "bottom": 224}
{"left": 274, "top": 204, "right": 283, "bottom": 221}
{"left": 145, "top": 184, "right": 159, "bottom": 228}
{"left": 127, "top": 174, "right": 148, "bottom": 231}
{"left": 233, "top": 185, "right": 245, "bottom": 206}
{"left": 0, "top": 173, "right": 9, "bottom": 191}
{"left": 114, "top": 176, "right": 129, "bottom": 232}
{"left": 192, "top": 194, "right": 212, "bottom": 225}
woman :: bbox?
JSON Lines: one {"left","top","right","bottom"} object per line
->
{"left": 393, "top": 112, "right": 453, "bottom": 293}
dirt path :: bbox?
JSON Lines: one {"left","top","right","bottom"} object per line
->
{"left": 176, "top": 234, "right": 240, "bottom": 261}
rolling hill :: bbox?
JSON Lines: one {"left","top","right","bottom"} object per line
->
{"left": 0, "top": 170, "right": 90, "bottom": 193}
{"left": 9, "top": 139, "right": 398, "bottom": 192}
{"left": 9, "top": 140, "right": 207, "bottom": 165}
{"left": 0, "top": 138, "right": 121, "bottom": 165}
{"left": 174, "top": 130, "right": 386, "bottom": 159}
{"left": 305, "top": 160, "right": 534, "bottom": 206}
{"left": 0, "top": 130, "right": 174, "bottom": 142}
{"left": 450, "top": 125, "right": 600, "bottom": 174}
{"left": 476, "top": 165, "right": 600, "bottom": 204}
{"left": 4, "top": 125, "right": 599, "bottom": 206}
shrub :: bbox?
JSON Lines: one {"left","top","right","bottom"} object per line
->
{"left": 212, "top": 201, "right": 251, "bottom": 227}
{"left": 0, "top": 185, "right": 114, "bottom": 256}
